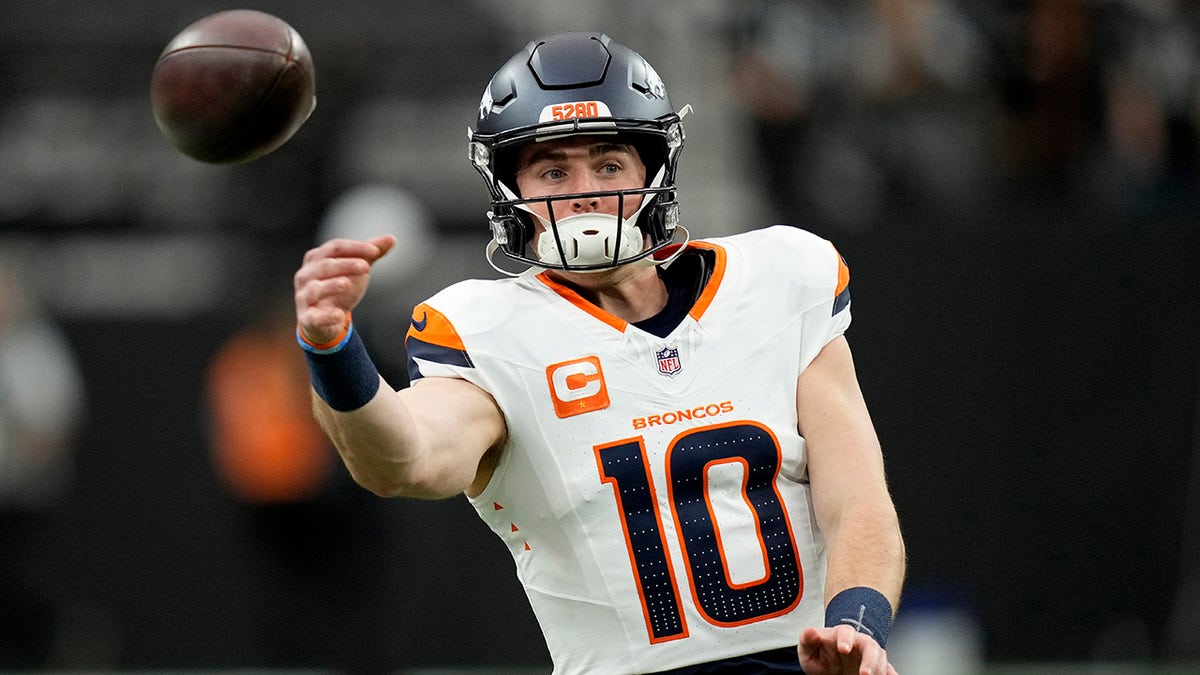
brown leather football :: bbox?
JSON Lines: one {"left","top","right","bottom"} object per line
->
{"left": 150, "top": 10, "right": 316, "bottom": 164}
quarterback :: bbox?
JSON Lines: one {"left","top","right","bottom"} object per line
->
{"left": 293, "top": 32, "right": 905, "bottom": 674}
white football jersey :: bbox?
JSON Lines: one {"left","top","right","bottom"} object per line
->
{"left": 404, "top": 225, "right": 852, "bottom": 674}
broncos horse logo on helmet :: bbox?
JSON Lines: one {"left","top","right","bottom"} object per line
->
{"left": 468, "top": 31, "right": 691, "bottom": 272}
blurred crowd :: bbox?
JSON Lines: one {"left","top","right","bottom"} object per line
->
{"left": 726, "top": 0, "right": 1200, "bottom": 234}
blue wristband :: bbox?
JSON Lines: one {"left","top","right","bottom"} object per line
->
{"left": 300, "top": 323, "right": 381, "bottom": 412}
{"left": 825, "top": 586, "right": 894, "bottom": 648}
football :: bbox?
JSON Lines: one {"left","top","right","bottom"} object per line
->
{"left": 150, "top": 9, "right": 317, "bottom": 164}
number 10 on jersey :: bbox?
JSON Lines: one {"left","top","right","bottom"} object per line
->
{"left": 595, "top": 421, "right": 804, "bottom": 643}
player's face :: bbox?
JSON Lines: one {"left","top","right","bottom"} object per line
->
{"left": 513, "top": 136, "right": 647, "bottom": 225}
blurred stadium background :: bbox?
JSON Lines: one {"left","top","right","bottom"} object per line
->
{"left": 1, "top": 0, "right": 1198, "bottom": 672}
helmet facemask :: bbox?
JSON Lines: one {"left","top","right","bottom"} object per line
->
{"left": 484, "top": 158, "right": 679, "bottom": 272}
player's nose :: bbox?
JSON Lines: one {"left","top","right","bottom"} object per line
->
{"left": 569, "top": 193, "right": 601, "bottom": 212}
{"left": 565, "top": 175, "right": 604, "bottom": 212}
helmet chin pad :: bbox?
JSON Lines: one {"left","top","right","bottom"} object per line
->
{"left": 532, "top": 211, "right": 644, "bottom": 269}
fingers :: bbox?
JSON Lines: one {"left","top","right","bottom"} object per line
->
{"left": 294, "top": 236, "right": 397, "bottom": 343}
{"left": 302, "top": 236, "right": 393, "bottom": 266}
{"left": 294, "top": 255, "right": 369, "bottom": 312}
{"left": 367, "top": 234, "right": 397, "bottom": 261}
{"left": 830, "top": 625, "right": 892, "bottom": 675}
{"left": 303, "top": 257, "right": 372, "bottom": 285}
{"left": 797, "top": 626, "right": 896, "bottom": 675}
{"left": 857, "top": 647, "right": 890, "bottom": 675}
{"left": 798, "top": 626, "right": 824, "bottom": 653}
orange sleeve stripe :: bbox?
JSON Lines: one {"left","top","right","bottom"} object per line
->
{"left": 833, "top": 245, "right": 850, "bottom": 297}
{"left": 406, "top": 303, "right": 467, "bottom": 350}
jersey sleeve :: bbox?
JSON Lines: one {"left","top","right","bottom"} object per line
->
{"left": 402, "top": 277, "right": 523, "bottom": 394}
{"left": 404, "top": 300, "right": 474, "bottom": 383}
{"left": 747, "top": 225, "right": 852, "bottom": 371}
{"left": 403, "top": 278, "right": 486, "bottom": 385}
{"left": 802, "top": 234, "right": 851, "bottom": 370}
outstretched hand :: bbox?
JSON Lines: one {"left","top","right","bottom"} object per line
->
{"left": 798, "top": 626, "right": 898, "bottom": 675}
{"left": 293, "top": 235, "right": 396, "bottom": 344}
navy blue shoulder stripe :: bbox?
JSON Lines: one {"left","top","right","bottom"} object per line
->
{"left": 833, "top": 286, "right": 851, "bottom": 316}
{"left": 405, "top": 335, "right": 473, "bottom": 382}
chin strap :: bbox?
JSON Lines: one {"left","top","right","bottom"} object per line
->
{"left": 635, "top": 225, "right": 690, "bottom": 268}
{"left": 485, "top": 239, "right": 537, "bottom": 278}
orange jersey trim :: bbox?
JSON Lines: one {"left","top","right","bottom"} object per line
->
{"left": 536, "top": 241, "right": 729, "bottom": 329}
{"left": 535, "top": 271, "right": 629, "bottom": 333}
{"left": 685, "top": 241, "right": 727, "bottom": 321}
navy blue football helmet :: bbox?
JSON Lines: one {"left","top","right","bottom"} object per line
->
{"left": 469, "top": 32, "right": 688, "bottom": 271}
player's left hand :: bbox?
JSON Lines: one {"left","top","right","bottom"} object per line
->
{"left": 798, "top": 625, "right": 898, "bottom": 675}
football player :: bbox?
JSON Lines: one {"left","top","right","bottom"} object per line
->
{"left": 294, "top": 31, "right": 905, "bottom": 675}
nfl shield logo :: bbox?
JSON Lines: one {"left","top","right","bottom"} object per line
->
{"left": 655, "top": 346, "right": 681, "bottom": 377}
